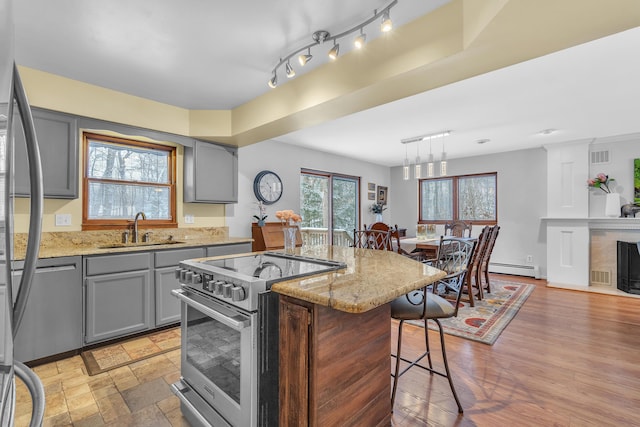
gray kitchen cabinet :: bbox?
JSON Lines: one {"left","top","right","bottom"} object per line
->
{"left": 206, "top": 242, "right": 252, "bottom": 257}
{"left": 13, "top": 256, "right": 83, "bottom": 363}
{"left": 84, "top": 253, "right": 153, "bottom": 344}
{"left": 183, "top": 140, "right": 238, "bottom": 203}
{"left": 154, "top": 247, "right": 204, "bottom": 326}
{"left": 13, "top": 107, "right": 78, "bottom": 198}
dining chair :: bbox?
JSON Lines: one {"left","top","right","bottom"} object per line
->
{"left": 459, "top": 226, "right": 491, "bottom": 304}
{"left": 391, "top": 224, "right": 424, "bottom": 262}
{"left": 478, "top": 225, "right": 500, "bottom": 294}
{"left": 444, "top": 220, "right": 472, "bottom": 238}
{"left": 352, "top": 228, "right": 392, "bottom": 250}
{"left": 390, "top": 237, "right": 476, "bottom": 414}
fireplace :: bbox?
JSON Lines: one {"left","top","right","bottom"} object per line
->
{"left": 617, "top": 241, "right": 640, "bottom": 294}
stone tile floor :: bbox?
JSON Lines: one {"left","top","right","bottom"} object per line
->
{"left": 14, "top": 348, "right": 189, "bottom": 426}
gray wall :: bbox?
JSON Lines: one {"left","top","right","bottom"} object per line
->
{"left": 390, "top": 147, "right": 548, "bottom": 277}
{"left": 227, "top": 139, "right": 391, "bottom": 239}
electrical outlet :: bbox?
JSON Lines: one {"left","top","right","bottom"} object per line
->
{"left": 55, "top": 213, "right": 72, "bottom": 226}
{"left": 184, "top": 214, "right": 195, "bottom": 224}
{"left": 526, "top": 255, "right": 534, "bottom": 264}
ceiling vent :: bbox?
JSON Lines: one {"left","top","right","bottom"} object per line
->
{"left": 590, "top": 150, "right": 610, "bottom": 165}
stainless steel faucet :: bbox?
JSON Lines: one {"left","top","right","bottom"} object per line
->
{"left": 132, "top": 211, "right": 146, "bottom": 243}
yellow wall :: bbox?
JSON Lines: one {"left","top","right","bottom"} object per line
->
{"left": 14, "top": 69, "right": 227, "bottom": 233}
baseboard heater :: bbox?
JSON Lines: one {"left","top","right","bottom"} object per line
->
{"left": 489, "top": 262, "right": 540, "bottom": 279}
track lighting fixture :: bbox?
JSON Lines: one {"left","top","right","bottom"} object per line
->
{"left": 328, "top": 41, "right": 340, "bottom": 61}
{"left": 267, "top": 0, "right": 397, "bottom": 88}
{"left": 401, "top": 131, "right": 452, "bottom": 179}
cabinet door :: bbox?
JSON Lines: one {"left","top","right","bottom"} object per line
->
{"left": 154, "top": 267, "right": 181, "bottom": 326}
{"left": 85, "top": 270, "right": 153, "bottom": 344}
{"left": 183, "top": 140, "right": 238, "bottom": 203}
{"left": 13, "top": 257, "right": 83, "bottom": 362}
{"left": 13, "top": 107, "right": 78, "bottom": 198}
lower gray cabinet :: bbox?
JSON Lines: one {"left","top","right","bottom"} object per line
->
{"left": 154, "top": 247, "right": 204, "bottom": 327}
{"left": 84, "top": 253, "right": 153, "bottom": 344}
{"left": 13, "top": 256, "right": 82, "bottom": 362}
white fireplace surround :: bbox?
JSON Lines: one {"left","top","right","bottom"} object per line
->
{"left": 544, "top": 133, "right": 640, "bottom": 295}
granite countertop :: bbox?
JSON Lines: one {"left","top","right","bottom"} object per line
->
{"left": 13, "top": 227, "right": 253, "bottom": 260}
{"left": 270, "top": 245, "right": 447, "bottom": 313}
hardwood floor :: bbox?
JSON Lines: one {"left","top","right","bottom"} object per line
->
{"left": 14, "top": 274, "right": 640, "bottom": 426}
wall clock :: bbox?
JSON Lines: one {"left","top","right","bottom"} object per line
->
{"left": 253, "top": 170, "right": 283, "bottom": 205}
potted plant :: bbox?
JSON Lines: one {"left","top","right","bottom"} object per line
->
{"left": 254, "top": 201, "right": 268, "bottom": 226}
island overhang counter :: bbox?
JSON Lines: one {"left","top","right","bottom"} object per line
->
{"left": 271, "top": 245, "right": 446, "bottom": 426}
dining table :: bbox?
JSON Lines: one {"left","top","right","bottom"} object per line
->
{"left": 396, "top": 236, "right": 441, "bottom": 258}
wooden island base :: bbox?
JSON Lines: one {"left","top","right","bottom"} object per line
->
{"left": 279, "top": 295, "right": 391, "bottom": 426}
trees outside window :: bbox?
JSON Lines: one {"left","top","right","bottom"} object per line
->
{"left": 82, "top": 132, "right": 176, "bottom": 230}
{"left": 419, "top": 172, "right": 497, "bottom": 224}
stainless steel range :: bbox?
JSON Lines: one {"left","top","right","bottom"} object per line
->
{"left": 170, "top": 251, "right": 346, "bottom": 427}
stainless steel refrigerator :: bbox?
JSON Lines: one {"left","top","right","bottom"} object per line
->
{"left": 1, "top": 0, "right": 46, "bottom": 424}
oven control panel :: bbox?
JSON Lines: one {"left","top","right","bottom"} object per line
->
{"left": 175, "top": 267, "right": 253, "bottom": 307}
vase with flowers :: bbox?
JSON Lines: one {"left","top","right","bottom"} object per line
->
{"left": 588, "top": 173, "right": 619, "bottom": 217}
{"left": 275, "top": 210, "right": 302, "bottom": 253}
{"left": 369, "top": 203, "right": 386, "bottom": 223}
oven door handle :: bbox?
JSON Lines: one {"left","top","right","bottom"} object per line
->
{"left": 171, "top": 289, "right": 250, "bottom": 330}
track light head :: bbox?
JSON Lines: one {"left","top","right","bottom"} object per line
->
{"left": 381, "top": 10, "right": 393, "bottom": 32}
{"left": 328, "top": 42, "right": 340, "bottom": 60}
{"left": 285, "top": 62, "right": 295, "bottom": 78}
{"left": 298, "top": 48, "right": 313, "bottom": 66}
{"left": 354, "top": 29, "right": 366, "bottom": 49}
{"left": 268, "top": 73, "right": 277, "bottom": 89}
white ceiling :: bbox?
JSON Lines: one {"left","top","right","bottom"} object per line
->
{"left": 13, "top": 1, "right": 640, "bottom": 167}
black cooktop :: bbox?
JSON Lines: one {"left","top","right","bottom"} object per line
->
{"left": 201, "top": 252, "right": 346, "bottom": 284}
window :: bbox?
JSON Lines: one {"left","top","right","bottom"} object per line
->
{"left": 419, "top": 172, "right": 497, "bottom": 224}
{"left": 300, "top": 169, "right": 360, "bottom": 246}
{"left": 82, "top": 132, "right": 177, "bottom": 230}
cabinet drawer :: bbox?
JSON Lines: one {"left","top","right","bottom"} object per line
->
{"left": 154, "top": 247, "right": 205, "bottom": 268}
{"left": 206, "top": 243, "right": 252, "bottom": 257}
{"left": 85, "top": 252, "right": 151, "bottom": 276}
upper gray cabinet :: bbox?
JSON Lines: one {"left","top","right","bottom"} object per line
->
{"left": 14, "top": 107, "right": 78, "bottom": 198}
{"left": 183, "top": 140, "right": 238, "bottom": 203}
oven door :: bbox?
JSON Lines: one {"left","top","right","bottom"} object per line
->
{"left": 172, "top": 287, "right": 257, "bottom": 427}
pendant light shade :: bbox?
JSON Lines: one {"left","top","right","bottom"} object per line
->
{"left": 403, "top": 145, "right": 410, "bottom": 180}
{"left": 427, "top": 138, "right": 434, "bottom": 178}
{"left": 440, "top": 141, "right": 448, "bottom": 176}
{"left": 414, "top": 144, "right": 421, "bottom": 179}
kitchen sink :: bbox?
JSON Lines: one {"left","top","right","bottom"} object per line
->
{"left": 98, "top": 241, "right": 185, "bottom": 249}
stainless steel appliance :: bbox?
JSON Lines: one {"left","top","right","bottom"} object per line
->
{"left": 1, "top": 0, "right": 46, "bottom": 424}
{"left": 171, "top": 251, "right": 346, "bottom": 427}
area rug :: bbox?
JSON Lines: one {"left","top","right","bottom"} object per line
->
{"left": 408, "top": 279, "right": 534, "bottom": 345}
{"left": 81, "top": 327, "right": 181, "bottom": 376}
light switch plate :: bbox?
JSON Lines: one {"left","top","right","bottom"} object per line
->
{"left": 55, "top": 213, "right": 72, "bottom": 226}
{"left": 184, "top": 214, "right": 195, "bottom": 224}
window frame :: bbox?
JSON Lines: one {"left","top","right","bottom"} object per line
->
{"left": 81, "top": 132, "right": 177, "bottom": 230}
{"left": 418, "top": 172, "right": 497, "bottom": 225}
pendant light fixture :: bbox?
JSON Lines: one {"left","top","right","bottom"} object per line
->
{"left": 440, "top": 135, "right": 448, "bottom": 176}
{"left": 427, "top": 136, "right": 434, "bottom": 178}
{"left": 401, "top": 131, "right": 452, "bottom": 179}
{"left": 414, "top": 142, "right": 421, "bottom": 179}
{"left": 403, "top": 144, "right": 410, "bottom": 181}
{"left": 267, "top": 0, "right": 397, "bottom": 88}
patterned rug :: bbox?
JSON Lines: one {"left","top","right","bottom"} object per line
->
{"left": 81, "top": 327, "right": 181, "bottom": 376}
{"left": 408, "top": 279, "right": 534, "bottom": 345}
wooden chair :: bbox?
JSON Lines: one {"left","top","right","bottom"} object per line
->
{"left": 464, "top": 226, "right": 491, "bottom": 304}
{"left": 352, "top": 229, "right": 392, "bottom": 251}
{"left": 391, "top": 224, "right": 424, "bottom": 262}
{"left": 390, "top": 237, "right": 476, "bottom": 414}
{"left": 478, "top": 225, "right": 500, "bottom": 294}
{"left": 444, "top": 220, "right": 472, "bottom": 238}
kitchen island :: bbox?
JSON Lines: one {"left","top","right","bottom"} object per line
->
{"left": 271, "top": 245, "right": 446, "bottom": 426}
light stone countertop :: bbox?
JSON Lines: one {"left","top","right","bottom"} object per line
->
{"left": 269, "top": 245, "right": 447, "bottom": 314}
{"left": 14, "top": 227, "right": 253, "bottom": 260}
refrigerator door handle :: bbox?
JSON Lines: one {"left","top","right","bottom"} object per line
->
{"left": 11, "top": 63, "right": 43, "bottom": 335}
